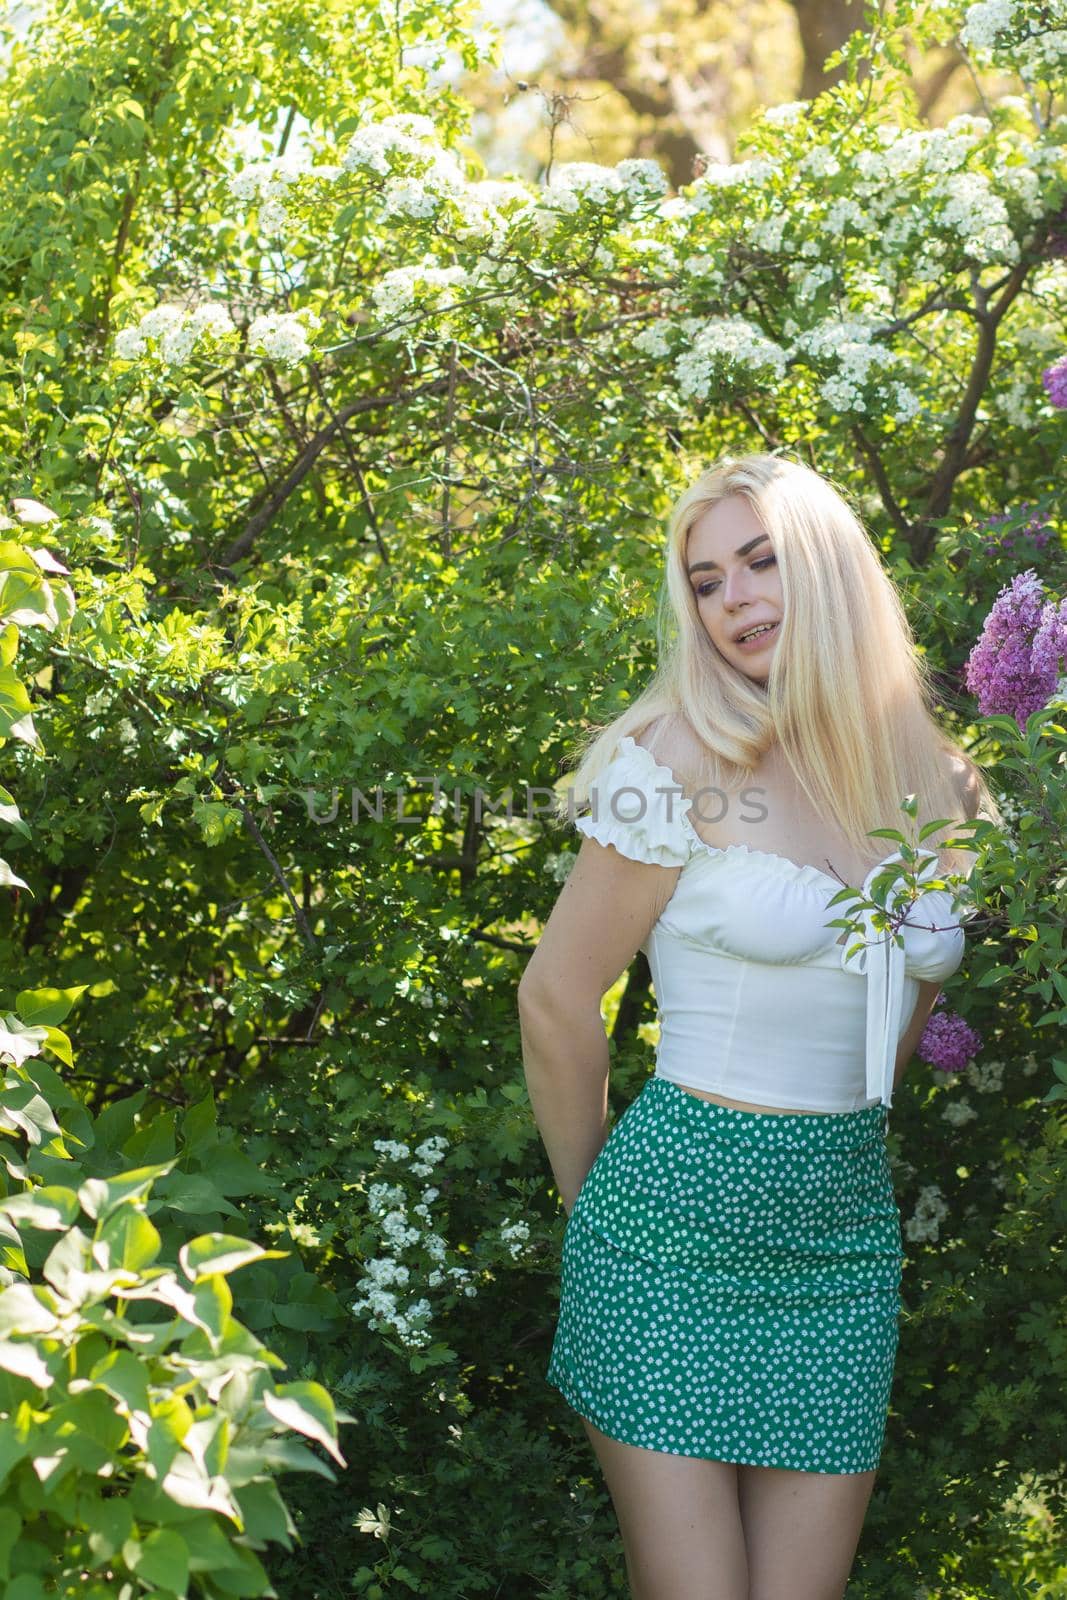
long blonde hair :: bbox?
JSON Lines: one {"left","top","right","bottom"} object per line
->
{"left": 554, "top": 451, "right": 1003, "bottom": 881}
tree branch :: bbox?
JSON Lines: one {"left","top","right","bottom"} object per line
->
{"left": 217, "top": 375, "right": 453, "bottom": 570}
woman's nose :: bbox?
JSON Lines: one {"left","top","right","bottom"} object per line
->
{"left": 722, "top": 569, "right": 753, "bottom": 607}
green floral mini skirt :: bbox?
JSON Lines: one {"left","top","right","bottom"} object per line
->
{"left": 547, "top": 1075, "right": 904, "bottom": 1474}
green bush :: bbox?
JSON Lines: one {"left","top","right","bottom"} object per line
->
{"left": 0, "top": 0, "right": 1065, "bottom": 1594}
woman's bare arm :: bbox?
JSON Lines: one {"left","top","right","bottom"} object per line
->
{"left": 890, "top": 755, "right": 982, "bottom": 1093}
{"left": 518, "top": 836, "right": 681, "bottom": 1213}
{"left": 893, "top": 978, "right": 942, "bottom": 1097}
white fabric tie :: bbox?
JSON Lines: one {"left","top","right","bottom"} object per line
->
{"left": 840, "top": 850, "right": 945, "bottom": 1111}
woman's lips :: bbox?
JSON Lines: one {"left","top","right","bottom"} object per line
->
{"left": 735, "top": 620, "right": 780, "bottom": 650}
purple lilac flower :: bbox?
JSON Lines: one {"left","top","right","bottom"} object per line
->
{"left": 918, "top": 1009, "right": 983, "bottom": 1074}
{"left": 1032, "top": 595, "right": 1067, "bottom": 686}
{"left": 964, "top": 568, "right": 1067, "bottom": 730}
{"left": 980, "top": 503, "right": 1054, "bottom": 557}
{"left": 1043, "top": 354, "right": 1067, "bottom": 409}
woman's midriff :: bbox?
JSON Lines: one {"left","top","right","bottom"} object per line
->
{"left": 670, "top": 1083, "right": 838, "bottom": 1116}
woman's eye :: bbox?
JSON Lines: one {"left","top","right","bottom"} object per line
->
{"left": 695, "top": 555, "right": 775, "bottom": 599}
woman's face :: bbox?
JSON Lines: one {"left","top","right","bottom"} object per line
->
{"left": 686, "top": 495, "right": 783, "bottom": 686}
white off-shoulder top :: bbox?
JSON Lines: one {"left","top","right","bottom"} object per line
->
{"left": 572, "top": 736, "right": 974, "bottom": 1113}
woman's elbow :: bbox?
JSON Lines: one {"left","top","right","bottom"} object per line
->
{"left": 517, "top": 965, "right": 600, "bottom": 1020}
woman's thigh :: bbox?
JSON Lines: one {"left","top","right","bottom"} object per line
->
{"left": 737, "top": 1461, "right": 879, "bottom": 1600}
{"left": 580, "top": 1416, "right": 749, "bottom": 1600}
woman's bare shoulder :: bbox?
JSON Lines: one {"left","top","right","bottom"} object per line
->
{"left": 634, "top": 712, "right": 705, "bottom": 760}
{"left": 944, "top": 750, "right": 982, "bottom": 821}
{"left": 632, "top": 713, "right": 709, "bottom": 788}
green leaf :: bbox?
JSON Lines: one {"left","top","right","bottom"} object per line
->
{"left": 85, "top": 1495, "right": 135, "bottom": 1562}
{"left": 0, "top": 543, "right": 40, "bottom": 576}
{"left": 86, "top": 1348, "right": 152, "bottom": 1414}
{"left": 36, "top": 1024, "right": 73, "bottom": 1068}
{"left": 127, "top": 1526, "right": 190, "bottom": 1594}
{"left": 0, "top": 1338, "right": 53, "bottom": 1388}
{"left": 0, "top": 1186, "right": 80, "bottom": 1231}
{"left": 153, "top": 1171, "right": 245, "bottom": 1219}
{"left": 77, "top": 1162, "right": 178, "bottom": 1222}
{"left": 97, "top": 1206, "right": 163, "bottom": 1272}
{"left": 3, "top": 1575, "right": 53, "bottom": 1599}
{"left": 261, "top": 1380, "right": 346, "bottom": 1467}
{"left": 178, "top": 1233, "right": 290, "bottom": 1281}
{"left": 0, "top": 1283, "right": 61, "bottom": 1337}
{"left": 918, "top": 816, "right": 956, "bottom": 840}
{"left": 14, "top": 986, "right": 88, "bottom": 1027}
{"left": 230, "top": 1475, "right": 296, "bottom": 1547}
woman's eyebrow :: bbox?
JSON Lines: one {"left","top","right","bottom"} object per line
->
{"left": 687, "top": 532, "right": 770, "bottom": 577}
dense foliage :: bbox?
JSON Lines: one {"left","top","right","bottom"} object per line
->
{"left": 0, "top": 0, "right": 1065, "bottom": 1593}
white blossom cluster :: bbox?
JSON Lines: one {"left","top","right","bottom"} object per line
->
{"left": 904, "top": 1183, "right": 950, "bottom": 1243}
{"left": 674, "top": 316, "right": 788, "bottom": 402}
{"left": 227, "top": 151, "right": 339, "bottom": 234}
{"left": 371, "top": 259, "right": 469, "bottom": 322}
{"left": 990, "top": 374, "right": 1037, "bottom": 427}
{"left": 967, "top": 1056, "right": 1005, "bottom": 1092}
{"left": 544, "top": 850, "right": 576, "bottom": 885}
{"left": 681, "top": 253, "right": 723, "bottom": 287}
{"left": 541, "top": 158, "right": 669, "bottom": 214}
{"left": 246, "top": 309, "right": 321, "bottom": 366}
{"left": 113, "top": 302, "right": 235, "bottom": 365}
{"left": 749, "top": 208, "right": 790, "bottom": 253}
{"left": 942, "top": 1095, "right": 978, "bottom": 1126}
{"left": 342, "top": 112, "right": 444, "bottom": 177}
{"left": 822, "top": 196, "right": 870, "bottom": 239}
{"left": 842, "top": 114, "right": 1057, "bottom": 279}
{"left": 351, "top": 1132, "right": 477, "bottom": 1350}
{"left": 630, "top": 312, "right": 703, "bottom": 366}
{"left": 797, "top": 145, "right": 840, "bottom": 180}
{"left": 114, "top": 300, "right": 319, "bottom": 368}
{"left": 633, "top": 322, "right": 675, "bottom": 358}
{"left": 937, "top": 171, "right": 1018, "bottom": 265}
{"left": 787, "top": 313, "right": 921, "bottom": 421}
{"left": 624, "top": 234, "right": 680, "bottom": 271}
{"left": 961, "top": 0, "right": 1067, "bottom": 74}
{"left": 451, "top": 178, "right": 536, "bottom": 245}
{"left": 856, "top": 118, "right": 985, "bottom": 184}
{"left": 86, "top": 700, "right": 157, "bottom": 758}
{"left": 761, "top": 101, "right": 809, "bottom": 127}
{"left": 499, "top": 1217, "right": 532, "bottom": 1261}
{"left": 792, "top": 261, "right": 835, "bottom": 305}
{"left": 1015, "top": 314, "right": 1067, "bottom": 354}
{"left": 961, "top": 1, "right": 1015, "bottom": 51}
{"left": 380, "top": 176, "right": 445, "bottom": 221}
{"left": 342, "top": 111, "right": 468, "bottom": 222}
{"left": 689, "top": 156, "right": 779, "bottom": 208}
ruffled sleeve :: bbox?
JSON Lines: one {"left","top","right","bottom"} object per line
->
{"left": 573, "top": 735, "right": 693, "bottom": 868}
{"left": 838, "top": 848, "right": 972, "bottom": 1109}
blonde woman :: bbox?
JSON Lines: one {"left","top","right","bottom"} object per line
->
{"left": 517, "top": 453, "right": 1001, "bottom": 1600}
